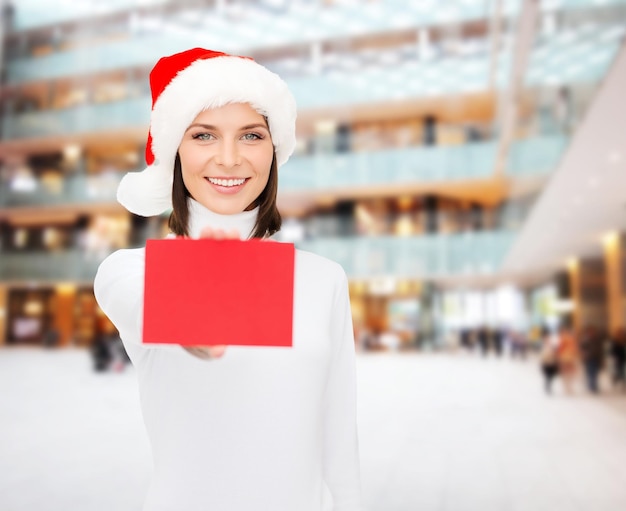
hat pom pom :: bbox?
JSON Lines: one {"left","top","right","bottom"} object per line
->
{"left": 117, "top": 163, "right": 173, "bottom": 216}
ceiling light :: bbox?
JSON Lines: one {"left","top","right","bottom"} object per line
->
{"left": 608, "top": 151, "right": 622, "bottom": 164}
{"left": 566, "top": 257, "right": 578, "bottom": 270}
{"left": 63, "top": 144, "right": 81, "bottom": 161}
{"left": 602, "top": 231, "right": 619, "bottom": 248}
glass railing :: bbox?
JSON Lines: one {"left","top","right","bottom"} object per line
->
{"left": 0, "top": 249, "right": 104, "bottom": 282}
{"left": 15, "top": 0, "right": 625, "bottom": 35}
{"left": 13, "top": 0, "right": 625, "bottom": 56}
{"left": 2, "top": 95, "right": 495, "bottom": 142}
{"left": 506, "top": 134, "right": 568, "bottom": 175}
{"left": 0, "top": 229, "right": 515, "bottom": 282}
{"left": 6, "top": 48, "right": 495, "bottom": 97}
{"left": 7, "top": 18, "right": 623, "bottom": 98}
{"left": 1, "top": 97, "right": 150, "bottom": 139}
{"left": 12, "top": 0, "right": 493, "bottom": 39}
{"left": 7, "top": 38, "right": 173, "bottom": 83}
{"left": 281, "top": 134, "right": 568, "bottom": 189}
{"left": 0, "top": 174, "right": 119, "bottom": 207}
{"left": 296, "top": 230, "right": 516, "bottom": 277}
{"left": 280, "top": 141, "right": 499, "bottom": 190}
{"left": 12, "top": 0, "right": 169, "bottom": 30}
{"left": 0, "top": 134, "right": 568, "bottom": 208}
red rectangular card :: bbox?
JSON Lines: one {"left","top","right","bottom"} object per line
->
{"left": 143, "top": 238, "right": 294, "bottom": 347}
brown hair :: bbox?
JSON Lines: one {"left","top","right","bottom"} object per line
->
{"left": 168, "top": 152, "right": 281, "bottom": 239}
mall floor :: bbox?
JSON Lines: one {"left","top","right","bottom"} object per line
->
{"left": 1, "top": 347, "right": 625, "bottom": 511}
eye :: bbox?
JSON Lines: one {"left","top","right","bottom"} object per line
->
{"left": 242, "top": 132, "right": 263, "bottom": 141}
{"left": 191, "top": 133, "right": 215, "bottom": 141}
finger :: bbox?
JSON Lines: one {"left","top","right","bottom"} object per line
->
{"left": 208, "top": 345, "right": 227, "bottom": 358}
{"left": 183, "top": 347, "right": 212, "bottom": 360}
{"left": 199, "top": 226, "right": 214, "bottom": 238}
{"left": 213, "top": 229, "right": 226, "bottom": 240}
{"left": 226, "top": 229, "right": 240, "bottom": 239}
{"left": 183, "top": 346, "right": 227, "bottom": 360}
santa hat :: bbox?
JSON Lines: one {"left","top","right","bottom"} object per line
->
{"left": 117, "top": 48, "right": 297, "bottom": 216}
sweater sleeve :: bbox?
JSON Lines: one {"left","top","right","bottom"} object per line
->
{"left": 93, "top": 249, "right": 145, "bottom": 346}
{"left": 323, "top": 267, "right": 363, "bottom": 510}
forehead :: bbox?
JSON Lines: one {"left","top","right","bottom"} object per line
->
{"left": 192, "top": 102, "right": 267, "bottom": 126}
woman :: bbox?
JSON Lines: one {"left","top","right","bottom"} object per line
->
{"left": 94, "top": 49, "right": 363, "bottom": 510}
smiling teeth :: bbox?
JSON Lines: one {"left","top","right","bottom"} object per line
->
{"left": 208, "top": 178, "right": 246, "bottom": 187}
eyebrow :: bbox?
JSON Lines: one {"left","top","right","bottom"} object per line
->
{"left": 185, "top": 123, "right": 269, "bottom": 132}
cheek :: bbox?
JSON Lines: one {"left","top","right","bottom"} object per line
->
{"left": 253, "top": 149, "right": 274, "bottom": 177}
{"left": 179, "top": 150, "right": 201, "bottom": 174}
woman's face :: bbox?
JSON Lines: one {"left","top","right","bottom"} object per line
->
{"left": 178, "top": 103, "right": 274, "bottom": 215}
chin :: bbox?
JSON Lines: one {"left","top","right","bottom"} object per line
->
{"left": 205, "top": 200, "right": 247, "bottom": 216}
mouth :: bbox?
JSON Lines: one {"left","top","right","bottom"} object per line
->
{"left": 204, "top": 176, "right": 250, "bottom": 194}
{"left": 206, "top": 177, "right": 248, "bottom": 187}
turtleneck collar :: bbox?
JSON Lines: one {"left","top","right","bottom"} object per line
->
{"left": 187, "top": 198, "right": 259, "bottom": 239}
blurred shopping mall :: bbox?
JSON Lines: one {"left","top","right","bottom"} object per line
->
{"left": 1, "top": 0, "right": 626, "bottom": 351}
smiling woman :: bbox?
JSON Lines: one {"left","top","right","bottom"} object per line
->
{"left": 177, "top": 104, "right": 274, "bottom": 217}
{"left": 93, "top": 48, "right": 363, "bottom": 511}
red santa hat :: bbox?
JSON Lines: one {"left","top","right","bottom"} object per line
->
{"left": 117, "top": 48, "right": 297, "bottom": 216}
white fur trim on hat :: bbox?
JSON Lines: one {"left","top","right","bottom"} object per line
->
{"left": 117, "top": 54, "right": 297, "bottom": 216}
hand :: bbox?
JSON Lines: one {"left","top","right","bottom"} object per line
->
{"left": 179, "top": 227, "right": 239, "bottom": 360}
{"left": 198, "top": 226, "right": 240, "bottom": 240}
{"left": 183, "top": 345, "right": 227, "bottom": 360}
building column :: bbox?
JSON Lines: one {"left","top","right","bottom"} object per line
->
{"left": 603, "top": 232, "right": 626, "bottom": 333}
{"left": 54, "top": 284, "right": 76, "bottom": 346}
{"left": 554, "top": 270, "right": 573, "bottom": 328}
{"left": 567, "top": 257, "right": 607, "bottom": 334}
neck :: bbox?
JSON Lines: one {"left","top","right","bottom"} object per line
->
{"left": 187, "top": 198, "right": 259, "bottom": 239}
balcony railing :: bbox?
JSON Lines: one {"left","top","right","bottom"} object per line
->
{"left": 506, "top": 134, "right": 568, "bottom": 175}
{"left": 0, "top": 249, "right": 104, "bottom": 282}
{"left": 0, "top": 173, "right": 119, "bottom": 207}
{"left": 1, "top": 97, "right": 150, "bottom": 139}
{"left": 6, "top": 15, "right": 623, "bottom": 104}
{"left": 281, "top": 142, "right": 497, "bottom": 190}
{"left": 298, "top": 230, "right": 515, "bottom": 278}
{"left": 0, "top": 230, "right": 515, "bottom": 282}
{"left": 14, "top": 0, "right": 624, "bottom": 36}
{"left": 12, "top": 1, "right": 495, "bottom": 33}
{"left": 0, "top": 134, "right": 568, "bottom": 209}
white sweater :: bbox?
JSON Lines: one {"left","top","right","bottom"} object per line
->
{"left": 93, "top": 200, "right": 363, "bottom": 511}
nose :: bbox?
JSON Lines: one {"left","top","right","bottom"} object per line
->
{"left": 214, "top": 140, "right": 241, "bottom": 168}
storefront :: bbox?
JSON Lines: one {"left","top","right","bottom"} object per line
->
{"left": 2, "top": 284, "right": 109, "bottom": 347}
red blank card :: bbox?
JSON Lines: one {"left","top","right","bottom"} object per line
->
{"left": 143, "top": 238, "right": 294, "bottom": 347}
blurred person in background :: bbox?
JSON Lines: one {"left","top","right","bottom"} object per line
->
{"left": 109, "top": 332, "right": 131, "bottom": 372}
{"left": 539, "top": 330, "right": 559, "bottom": 394}
{"left": 94, "top": 48, "right": 362, "bottom": 510}
{"left": 477, "top": 325, "right": 490, "bottom": 357}
{"left": 492, "top": 327, "right": 504, "bottom": 357}
{"left": 578, "top": 325, "right": 605, "bottom": 394}
{"left": 90, "top": 330, "right": 112, "bottom": 372}
{"left": 556, "top": 325, "right": 579, "bottom": 395}
{"left": 609, "top": 327, "right": 626, "bottom": 390}
{"left": 459, "top": 327, "right": 473, "bottom": 351}
{"left": 379, "top": 329, "right": 401, "bottom": 351}
{"left": 509, "top": 330, "right": 528, "bottom": 360}
{"left": 43, "top": 326, "right": 59, "bottom": 348}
